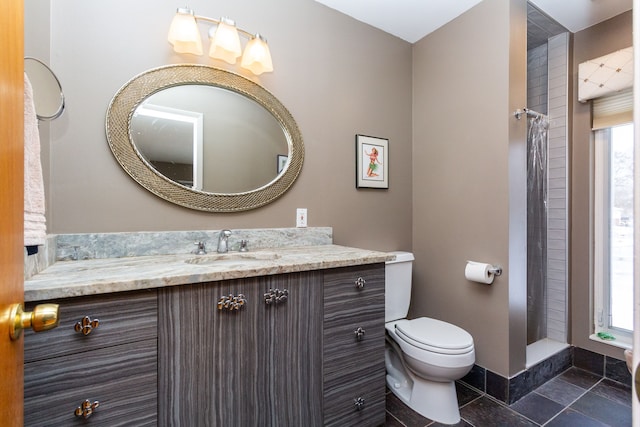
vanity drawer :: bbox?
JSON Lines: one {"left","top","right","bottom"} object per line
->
{"left": 323, "top": 367, "right": 386, "bottom": 427}
{"left": 323, "top": 263, "right": 385, "bottom": 307}
{"left": 24, "top": 339, "right": 157, "bottom": 426}
{"left": 323, "top": 316, "right": 385, "bottom": 381}
{"left": 24, "top": 290, "right": 157, "bottom": 362}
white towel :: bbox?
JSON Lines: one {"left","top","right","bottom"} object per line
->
{"left": 24, "top": 73, "right": 46, "bottom": 247}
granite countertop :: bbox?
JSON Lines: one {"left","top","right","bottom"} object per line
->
{"left": 24, "top": 244, "right": 393, "bottom": 302}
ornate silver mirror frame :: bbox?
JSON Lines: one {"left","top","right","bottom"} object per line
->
{"left": 105, "top": 64, "right": 304, "bottom": 212}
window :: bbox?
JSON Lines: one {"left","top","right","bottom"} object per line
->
{"left": 593, "top": 123, "right": 634, "bottom": 347}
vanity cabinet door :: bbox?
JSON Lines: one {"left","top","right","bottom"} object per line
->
{"left": 158, "top": 272, "right": 323, "bottom": 426}
{"left": 323, "top": 263, "right": 386, "bottom": 427}
{"left": 23, "top": 290, "right": 158, "bottom": 426}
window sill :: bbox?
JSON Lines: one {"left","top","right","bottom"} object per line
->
{"left": 589, "top": 333, "right": 632, "bottom": 350}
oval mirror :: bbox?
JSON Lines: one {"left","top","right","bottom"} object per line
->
{"left": 24, "top": 57, "right": 65, "bottom": 121}
{"left": 105, "top": 64, "right": 304, "bottom": 212}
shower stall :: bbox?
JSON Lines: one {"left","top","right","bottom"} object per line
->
{"left": 523, "top": 3, "right": 570, "bottom": 365}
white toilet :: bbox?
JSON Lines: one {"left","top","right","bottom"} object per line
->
{"left": 385, "top": 252, "right": 475, "bottom": 425}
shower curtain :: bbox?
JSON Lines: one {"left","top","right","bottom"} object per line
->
{"left": 527, "top": 114, "right": 549, "bottom": 345}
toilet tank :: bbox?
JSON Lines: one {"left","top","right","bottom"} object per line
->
{"left": 385, "top": 251, "right": 414, "bottom": 322}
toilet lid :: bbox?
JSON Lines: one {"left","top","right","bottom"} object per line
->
{"left": 395, "top": 317, "right": 474, "bottom": 355}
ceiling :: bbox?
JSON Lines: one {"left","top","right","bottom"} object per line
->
{"left": 314, "top": 0, "right": 632, "bottom": 43}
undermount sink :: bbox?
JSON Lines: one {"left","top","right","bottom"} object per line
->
{"left": 185, "top": 251, "right": 281, "bottom": 265}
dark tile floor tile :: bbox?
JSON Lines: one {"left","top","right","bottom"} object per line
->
{"left": 590, "top": 378, "right": 632, "bottom": 407}
{"left": 570, "top": 391, "right": 632, "bottom": 426}
{"left": 509, "top": 392, "right": 564, "bottom": 424}
{"left": 430, "top": 419, "right": 472, "bottom": 427}
{"left": 461, "top": 365, "right": 486, "bottom": 391}
{"left": 546, "top": 408, "right": 610, "bottom": 427}
{"left": 574, "top": 347, "right": 605, "bottom": 376}
{"left": 557, "top": 367, "right": 602, "bottom": 389}
{"left": 385, "top": 391, "right": 433, "bottom": 427}
{"left": 606, "top": 357, "right": 632, "bottom": 387}
{"left": 456, "top": 382, "right": 481, "bottom": 407}
{"left": 534, "top": 376, "right": 586, "bottom": 406}
{"left": 486, "top": 370, "right": 508, "bottom": 403}
{"left": 385, "top": 411, "right": 406, "bottom": 427}
{"left": 459, "top": 396, "right": 537, "bottom": 427}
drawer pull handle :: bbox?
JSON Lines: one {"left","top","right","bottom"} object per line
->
{"left": 354, "top": 327, "right": 366, "bottom": 341}
{"left": 264, "top": 288, "right": 288, "bottom": 305}
{"left": 74, "top": 316, "right": 100, "bottom": 336}
{"left": 354, "top": 397, "right": 365, "bottom": 411}
{"left": 218, "top": 294, "right": 246, "bottom": 311}
{"left": 354, "top": 277, "right": 366, "bottom": 289}
{"left": 74, "top": 399, "right": 99, "bottom": 419}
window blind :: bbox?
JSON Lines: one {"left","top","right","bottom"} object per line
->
{"left": 592, "top": 88, "right": 633, "bottom": 130}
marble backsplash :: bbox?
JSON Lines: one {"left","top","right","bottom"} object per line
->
{"left": 25, "top": 227, "right": 332, "bottom": 280}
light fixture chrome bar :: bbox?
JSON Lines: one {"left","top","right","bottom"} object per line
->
{"left": 193, "top": 15, "right": 254, "bottom": 39}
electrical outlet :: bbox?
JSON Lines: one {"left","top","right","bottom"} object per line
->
{"left": 296, "top": 208, "right": 307, "bottom": 227}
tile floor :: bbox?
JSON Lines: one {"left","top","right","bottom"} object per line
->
{"left": 385, "top": 367, "right": 632, "bottom": 426}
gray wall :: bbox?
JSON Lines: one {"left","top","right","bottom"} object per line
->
{"left": 25, "top": 0, "right": 413, "bottom": 252}
{"left": 572, "top": 11, "right": 632, "bottom": 360}
{"left": 411, "top": 0, "right": 528, "bottom": 377}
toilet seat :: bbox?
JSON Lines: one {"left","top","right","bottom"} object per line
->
{"left": 395, "top": 318, "right": 474, "bottom": 355}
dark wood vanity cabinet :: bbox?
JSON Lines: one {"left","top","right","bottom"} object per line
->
{"left": 23, "top": 263, "right": 386, "bottom": 426}
{"left": 158, "top": 271, "right": 324, "bottom": 426}
{"left": 23, "top": 290, "right": 158, "bottom": 426}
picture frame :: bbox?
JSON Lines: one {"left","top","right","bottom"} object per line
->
{"left": 356, "top": 134, "right": 389, "bottom": 189}
{"left": 277, "top": 154, "right": 288, "bottom": 174}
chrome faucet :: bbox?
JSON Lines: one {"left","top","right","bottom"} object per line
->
{"left": 193, "top": 241, "right": 207, "bottom": 255}
{"left": 217, "top": 229, "right": 232, "bottom": 253}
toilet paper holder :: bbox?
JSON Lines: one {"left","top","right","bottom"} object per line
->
{"left": 488, "top": 265, "right": 502, "bottom": 276}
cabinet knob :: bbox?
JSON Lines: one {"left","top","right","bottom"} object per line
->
{"left": 74, "top": 316, "right": 100, "bottom": 336}
{"left": 354, "top": 327, "right": 366, "bottom": 341}
{"left": 354, "top": 397, "right": 365, "bottom": 411}
{"left": 218, "top": 294, "right": 246, "bottom": 311}
{"left": 9, "top": 303, "right": 59, "bottom": 340}
{"left": 354, "top": 277, "right": 366, "bottom": 289}
{"left": 264, "top": 288, "right": 288, "bottom": 305}
{"left": 74, "top": 399, "right": 99, "bottom": 419}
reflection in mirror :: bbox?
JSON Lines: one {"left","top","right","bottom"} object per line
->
{"left": 130, "top": 85, "right": 289, "bottom": 193}
{"left": 106, "top": 64, "right": 304, "bottom": 212}
{"left": 24, "top": 57, "right": 65, "bottom": 121}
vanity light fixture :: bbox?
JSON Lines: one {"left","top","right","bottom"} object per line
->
{"left": 167, "top": 7, "right": 274, "bottom": 75}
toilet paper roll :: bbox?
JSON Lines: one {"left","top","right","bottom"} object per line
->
{"left": 465, "top": 261, "right": 494, "bottom": 284}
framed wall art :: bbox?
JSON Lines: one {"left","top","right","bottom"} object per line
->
{"left": 356, "top": 134, "right": 388, "bottom": 189}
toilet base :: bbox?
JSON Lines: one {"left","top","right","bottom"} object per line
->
{"left": 386, "top": 373, "right": 461, "bottom": 425}
{"left": 385, "top": 342, "right": 462, "bottom": 424}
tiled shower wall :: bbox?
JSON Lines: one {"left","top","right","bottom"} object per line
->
{"left": 526, "top": 32, "right": 569, "bottom": 344}
{"left": 545, "top": 33, "right": 569, "bottom": 343}
{"left": 527, "top": 44, "right": 548, "bottom": 114}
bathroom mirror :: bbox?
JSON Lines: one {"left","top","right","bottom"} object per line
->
{"left": 24, "top": 57, "right": 65, "bottom": 121}
{"left": 106, "top": 64, "right": 304, "bottom": 212}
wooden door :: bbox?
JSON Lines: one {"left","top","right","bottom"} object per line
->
{"left": 0, "top": 0, "right": 25, "bottom": 424}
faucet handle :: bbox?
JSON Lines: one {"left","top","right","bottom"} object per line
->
{"left": 193, "top": 241, "right": 207, "bottom": 255}
{"left": 239, "top": 240, "right": 248, "bottom": 252}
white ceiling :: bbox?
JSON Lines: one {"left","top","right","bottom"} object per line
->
{"left": 314, "top": 0, "right": 633, "bottom": 43}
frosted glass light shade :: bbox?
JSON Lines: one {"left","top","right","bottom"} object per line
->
{"left": 241, "top": 34, "right": 273, "bottom": 75}
{"left": 208, "top": 18, "right": 242, "bottom": 64}
{"left": 167, "top": 8, "right": 203, "bottom": 55}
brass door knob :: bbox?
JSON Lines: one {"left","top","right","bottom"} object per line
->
{"left": 9, "top": 303, "right": 59, "bottom": 340}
